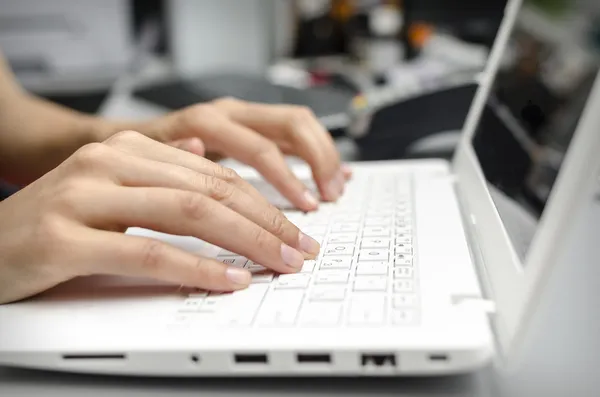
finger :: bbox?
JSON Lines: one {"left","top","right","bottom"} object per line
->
{"left": 104, "top": 130, "right": 270, "bottom": 208}
{"left": 194, "top": 116, "right": 319, "bottom": 212}
{"left": 86, "top": 186, "right": 306, "bottom": 274}
{"left": 101, "top": 152, "right": 319, "bottom": 257}
{"left": 341, "top": 163, "right": 353, "bottom": 180}
{"left": 168, "top": 137, "right": 206, "bottom": 157}
{"left": 81, "top": 229, "right": 252, "bottom": 291}
{"left": 215, "top": 99, "right": 344, "bottom": 201}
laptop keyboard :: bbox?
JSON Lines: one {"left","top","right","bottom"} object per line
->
{"left": 174, "top": 172, "right": 419, "bottom": 328}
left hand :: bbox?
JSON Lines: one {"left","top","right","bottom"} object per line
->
{"left": 137, "top": 98, "right": 351, "bottom": 212}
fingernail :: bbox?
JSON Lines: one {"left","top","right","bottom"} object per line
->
{"left": 335, "top": 171, "right": 345, "bottom": 193}
{"left": 299, "top": 232, "right": 320, "bottom": 256}
{"left": 341, "top": 164, "right": 352, "bottom": 178}
{"left": 303, "top": 190, "right": 319, "bottom": 208}
{"left": 225, "top": 267, "right": 251, "bottom": 286}
{"left": 280, "top": 243, "right": 304, "bottom": 269}
{"left": 326, "top": 177, "right": 340, "bottom": 201}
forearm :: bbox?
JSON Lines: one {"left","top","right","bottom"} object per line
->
{"left": 0, "top": 93, "right": 138, "bottom": 185}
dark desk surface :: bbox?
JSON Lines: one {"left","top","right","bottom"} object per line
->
{"left": 0, "top": 366, "right": 498, "bottom": 397}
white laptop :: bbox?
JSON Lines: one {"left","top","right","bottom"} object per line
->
{"left": 1, "top": 0, "right": 599, "bottom": 376}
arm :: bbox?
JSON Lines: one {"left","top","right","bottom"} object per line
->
{"left": 0, "top": 53, "right": 135, "bottom": 185}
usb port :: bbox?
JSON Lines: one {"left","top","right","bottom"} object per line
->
{"left": 297, "top": 354, "right": 331, "bottom": 364}
{"left": 234, "top": 354, "right": 268, "bottom": 364}
{"left": 361, "top": 354, "right": 396, "bottom": 367}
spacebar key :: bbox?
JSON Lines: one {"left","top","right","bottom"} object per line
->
{"left": 255, "top": 291, "right": 304, "bottom": 326}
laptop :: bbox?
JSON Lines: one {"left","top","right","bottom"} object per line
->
{"left": 1, "top": 0, "right": 599, "bottom": 376}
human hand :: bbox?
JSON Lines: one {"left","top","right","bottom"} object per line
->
{"left": 136, "top": 98, "right": 352, "bottom": 212}
{"left": 0, "top": 131, "right": 320, "bottom": 304}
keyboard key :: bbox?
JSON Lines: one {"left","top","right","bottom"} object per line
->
{"left": 353, "top": 276, "right": 387, "bottom": 291}
{"left": 188, "top": 290, "right": 208, "bottom": 298}
{"left": 395, "top": 227, "right": 413, "bottom": 235}
{"left": 356, "top": 261, "right": 388, "bottom": 275}
{"left": 327, "top": 233, "right": 358, "bottom": 244}
{"left": 320, "top": 257, "right": 352, "bottom": 270}
{"left": 302, "top": 225, "right": 328, "bottom": 235}
{"left": 361, "top": 238, "right": 390, "bottom": 249}
{"left": 299, "top": 303, "right": 342, "bottom": 326}
{"left": 221, "top": 284, "right": 270, "bottom": 325}
{"left": 393, "top": 294, "right": 417, "bottom": 308}
{"left": 394, "top": 266, "right": 414, "bottom": 279}
{"left": 395, "top": 235, "right": 412, "bottom": 244}
{"left": 393, "top": 280, "right": 415, "bottom": 292}
{"left": 348, "top": 296, "right": 386, "bottom": 325}
{"left": 218, "top": 249, "right": 238, "bottom": 257}
{"left": 364, "top": 217, "right": 391, "bottom": 227}
{"left": 391, "top": 309, "right": 415, "bottom": 325}
{"left": 245, "top": 261, "right": 267, "bottom": 272}
{"left": 180, "top": 298, "right": 204, "bottom": 312}
{"left": 331, "top": 223, "right": 360, "bottom": 233}
{"left": 332, "top": 213, "right": 362, "bottom": 222}
{"left": 394, "top": 243, "right": 412, "bottom": 255}
{"left": 310, "top": 285, "right": 346, "bottom": 301}
{"left": 363, "top": 227, "right": 391, "bottom": 237}
{"left": 324, "top": 243, "right": 355, "bottom": 256}
{"left": 315, "top": 271, "right": 349, "bottom": 284}
{"left": 255, "top": 291, "right": 304, "bottom": 326}
{"left": 358, "top": 249, "right": 389, "bottom": 262}
{"left": 219, "top": 257, "right": 248, "bottom": 267}
{"left": 251, "top": 272, "right": 274, "bottom": 283}
{"left": 366, "top": 210, "right": 393, "bottom": 217}
{"left": 276, "top": 274, "right": 311, "bottom": 289}
{"left": 301, "top": 260, "right": 317, "bottom": 273}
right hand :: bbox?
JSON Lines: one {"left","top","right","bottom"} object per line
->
{"left": 0, "top": 130, "right": 320, "bottom": 304}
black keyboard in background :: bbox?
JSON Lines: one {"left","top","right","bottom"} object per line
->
{"left": 132, "top": 74, "right": 355, "bottom": 120}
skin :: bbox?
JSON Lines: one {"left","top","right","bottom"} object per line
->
{"left": 0, "top": 53, "right": 351, "bottom": 304}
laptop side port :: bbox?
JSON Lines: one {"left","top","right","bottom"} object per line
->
{"left": 361, "top": 354, "right": 397, "bottom": 367}
{"left": 296, "top": 353, "right": 331, "bottom": 364}
{"left": 428, "top": 353, "right": 449, "bottom": 362}
{"left": 234, "top": 354, "right": 268, "bottom": 364}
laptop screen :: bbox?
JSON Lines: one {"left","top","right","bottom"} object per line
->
{"left": 471, "top": 0, "right": 600, "bottom": 260}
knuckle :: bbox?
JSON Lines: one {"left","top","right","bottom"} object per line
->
{"left": 104, "top": 130, "right": 143, "bottom": 146}
{"left": 34, "top": 214, "right": 70, "bottom": 258}
{"left": 71, "top": 143, "right": 109, "bottom": 168}
{"left": 253, "top": 141, "right": 279, "bottom": 162}
{"left": 178, "top": 191, "right": 209, "bottom": 220}
{"left": 139, "top": 239, "right": 167, "bottom": 273}
{"left": 212, "top": 96, "right": 238, "bottom": 108}
{"left": 290, "top": 106, "right": 315, "bottom": 124}
{"left": 217, "top": 166, "right": 240, "bottom": 184}
{"left": 265, "top": 211, "right": 287, "bottom": 237}
{"left": 205, "top": 177, "right": 235, "bottom": 203}
{"left": 251, "top": 226, "right": 273, "bottom": 250}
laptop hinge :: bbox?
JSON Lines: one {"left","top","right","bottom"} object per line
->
{"left": 450, "top": 175, "right": 498, "bottom": 317}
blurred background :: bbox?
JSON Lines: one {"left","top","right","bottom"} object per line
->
{"left": 1, "top": 0, "right": 599, "bottom": 161}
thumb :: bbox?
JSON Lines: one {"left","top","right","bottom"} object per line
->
{"left": 168, "top": 138, "right": 206, "bottom": 157}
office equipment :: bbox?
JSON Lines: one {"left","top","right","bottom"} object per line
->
{"left": 166, "top": 0, "right": 280, "bottom": 77}
{"left": 0, "top": 0, "right": 132, "bottom": 93}
{"left": 132, "top": 73, "right": 354, "bottom": 122}
{"left": 1, "top": 0, "right": 599, "bottom": 378}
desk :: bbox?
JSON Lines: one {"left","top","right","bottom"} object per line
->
{"left": 1, "top": 83, "right": 599, "bottom": 397}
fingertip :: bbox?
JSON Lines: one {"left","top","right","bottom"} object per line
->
{"left": 341, "top": 164, "right": 353, "bottom": 180}
{"left": 298, "top": 232, "right": 320, "bottom": 257}
{"left": 225, "top": 267, "right": 252, "bottom": 287}
{"left": 189, "top": 138, "right": 206, "bottom": 156}
{"left": 280, "top": 243, "right": 304, "bottom": 270}
{"left": 302, "top": 190, "right": 319, "bottom": 211}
